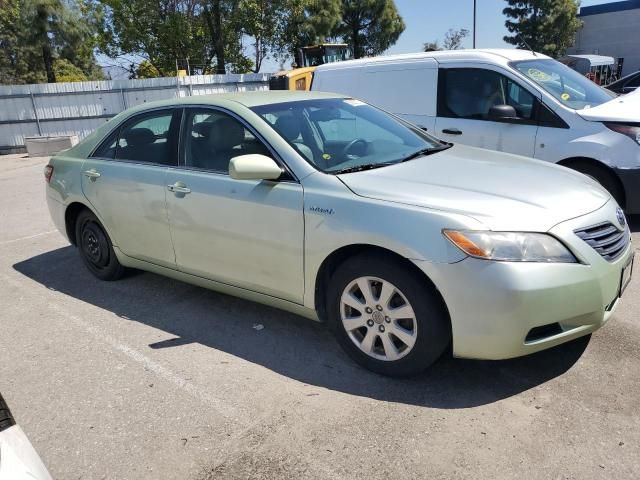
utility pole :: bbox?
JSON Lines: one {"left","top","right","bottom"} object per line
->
{"left": 473, "top": 0, "right": 477, "bottom": 48}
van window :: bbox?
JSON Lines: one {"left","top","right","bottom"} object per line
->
{"left": 438, "top": 68, "right": 536, "bottom": 121}
{"left": 511, "top": 59, "right": 614, "bottom": 109}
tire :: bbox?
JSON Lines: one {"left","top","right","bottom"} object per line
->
{"left": 0, "top": 393, "right": 15, "bottom": 432}
{"left": 327, "top": 253, "right": 451, "bottom": 377}
{"left": 566, "top": 160, "right": 624, "bottom": 207}
{"left": 75, "top": 209, "right": 125, "bottom": 281}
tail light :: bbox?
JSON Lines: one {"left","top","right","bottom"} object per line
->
{"left": 44, "top": 165, "right": 54, "bottom": 183}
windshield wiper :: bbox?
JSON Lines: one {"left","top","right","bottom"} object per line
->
{"left": 400, "top": 144, "right": 452, "bottom": 163}
{"left": 332, "top": 162, "right": 397, "bottom": 175}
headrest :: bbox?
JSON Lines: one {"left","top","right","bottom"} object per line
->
{"left": 192, "top": 122, "right": 211, "bottom": 138}
{"left": 122, "top": 128, "right": 155, "bottom": 147}
{"left": 208, "top": 117, "right": 245, "bottom": 150}
{"left": 274, "top": 116, "right": 301, "bottom": 142}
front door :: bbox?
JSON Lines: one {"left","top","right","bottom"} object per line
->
{"left": 165, "top": 107, "right": 305, "bottom": 303}
{"left": 80, "top": 108, "right": 180, "bottom": 267}
{"left": 435, "top": 67, "right": 539, "bottom": 157}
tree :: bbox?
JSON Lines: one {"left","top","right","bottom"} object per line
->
{"left": 423, "top": 40, "right": 439, "bottom": 52}
{"left": 503, "top": 0, "right": 582, "bottom": 58}
{"left": 0, "top": 0, "right": 104, "bottom": 84}
{"left": 337, "top": 0, "right": 405, "bottom": 59}
{"left": 270, "top": 0, "right": 342, "bottom": 64}
{"left": 443, "top": 28, "right": 469, "bottom": 50}
{"left": 100, "top": 0, "right": 252, "bottom": 75}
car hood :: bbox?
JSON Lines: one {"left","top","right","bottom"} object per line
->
{"left": 337, "top": 144, "right": 610, "bottom": 231}
{"left": 578, "top": 90, "right": 640, "bottom": 122}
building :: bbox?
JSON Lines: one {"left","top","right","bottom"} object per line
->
{"left": 568, "top": 0, "right": 640, "bottom": 77}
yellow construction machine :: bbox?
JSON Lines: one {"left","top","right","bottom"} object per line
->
{"left": 269, "top": 43, "right": 351, "bottom": 91}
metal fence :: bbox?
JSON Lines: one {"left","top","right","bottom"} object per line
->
{"left": 0, "top": 73, "right": 270, "bottom": 153}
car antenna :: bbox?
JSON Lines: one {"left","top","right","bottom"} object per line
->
{"left": 518, "top": 34, "right": 537, "bottom": 56}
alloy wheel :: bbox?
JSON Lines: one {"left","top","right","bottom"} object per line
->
{"left": 340, "top": 276, "right": 417, "bottom": 361}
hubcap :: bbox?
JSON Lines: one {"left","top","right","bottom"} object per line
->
{"left": 81, "top": 221, "right": 110, "bottom": 268}
{"left": 340, "top": 276, "right": 417, "bottom": 362}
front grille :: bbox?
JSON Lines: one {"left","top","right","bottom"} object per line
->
{"left": 574, "top": 222, "right": 629, "bottom": 262}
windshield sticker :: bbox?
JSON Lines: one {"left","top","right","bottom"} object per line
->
{"left": 344, "top": 99, "right": 366, "bottom": 106}
{"left": 561, "top": 92, "right": 571, "bottom": 101}
{"left": 322, "top": 153, "right": 332, "bottom": 160}
{"left": 527, "top": 68, "right": 551, "bottom": 81}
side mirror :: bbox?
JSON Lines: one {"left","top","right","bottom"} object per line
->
{"left": 229, "top": 154, "right": 283, "bottom": 181}
{"left": 488, "top": 104, "right": 518, "bottom": 122}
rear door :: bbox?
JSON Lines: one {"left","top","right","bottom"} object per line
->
{"left": 164, "top": 107, "right": 305, "bottom": 302}
{"left": 80, "top": 108, "right": 180, "bottom": 267}
{"left": 435, "top": 67, "right": 539, "bottom": 156}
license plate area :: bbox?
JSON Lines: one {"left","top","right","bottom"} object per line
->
{"left": 620, "top": 253, "right": 634, "bottom": 298}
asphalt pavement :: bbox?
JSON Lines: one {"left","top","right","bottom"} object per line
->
{"left": 0, "top": 153, "right": 639, "bottom": 479}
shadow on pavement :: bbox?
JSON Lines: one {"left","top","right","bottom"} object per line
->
{"left": 14, "top": 246, "right": 590, "bottom": 409}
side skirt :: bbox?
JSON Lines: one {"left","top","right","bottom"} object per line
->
{"left": 113, "top": 247, "right": 320, "bottom": 322}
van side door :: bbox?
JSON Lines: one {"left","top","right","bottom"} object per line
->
{"left": 435, "top": 67, "right": 540, "bottom": 156}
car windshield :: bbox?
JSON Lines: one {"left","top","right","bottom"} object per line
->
{"left": 251, "top": 98, "right": 446, "bottom": 174}
{"left": 511, "top": 59, "right": 615, "bottom": 110}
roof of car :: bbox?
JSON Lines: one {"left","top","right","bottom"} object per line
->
{"left": 124, "top": 90, "right": 345, "bottom": 115}
{"left": 315, "top": 48, "right": 550, "bottom": 72}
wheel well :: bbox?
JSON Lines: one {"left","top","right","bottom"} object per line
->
{"left": 314, "top": 244, "right": 449, "bottom": 325}
{"left": 64, "top": 202, "right": 89, "bottom": 246}
{"left": 557, "top": 157, "right": 626, "bottom": 208}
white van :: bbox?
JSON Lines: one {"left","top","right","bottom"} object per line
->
{"left": 312, "top": 49, "right": 640, "bottom": 213}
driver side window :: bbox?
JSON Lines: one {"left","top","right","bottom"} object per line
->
{"left": 439, "top": 68, "right": 536, "bottom": 121}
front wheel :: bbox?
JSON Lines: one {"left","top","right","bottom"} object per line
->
{"left": 75, "top": 209, "right": 125, "bottom": 281}
{"left": 327, "top": 253, "right": 451, "bottom": 377}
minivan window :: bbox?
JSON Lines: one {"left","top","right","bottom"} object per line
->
{"left": 511, "top": 59, "right": 615, "bottom": 110}
{"left": 251, "top": 98, "right": 445, "bottom": 174}
{"left": 439, "top": 68, "right": 536, "bottom": 121}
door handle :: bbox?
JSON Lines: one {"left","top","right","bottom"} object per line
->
{"left": 167, "top": 182, "right": 191, "bottom": 194}
{"left": 442, "top": 128, "right": 462, "bottom": 135}
{"left": 83, "top": 169, "right": 101, "bottom": 180}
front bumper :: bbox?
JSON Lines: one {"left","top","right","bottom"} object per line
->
{"left": 415, "top": 201, "right": 634, "bottom": 360}
{"left": 613, "top": 166, "right": 640, "bottom": 214}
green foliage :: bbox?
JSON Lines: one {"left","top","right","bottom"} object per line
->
{"left": 53, "top": 58, "right": 89, "bottom": 81}
{"left": 503, "top": 0, "right": 582, "bottom": 58}
{"left": 0, "top": 0, "right": 104, "bottom": 84}
{"left": 337, "top": 0, "right": 405, "bottom": 59}
{"left": 424, "top": 28, "right": 469, "bottom": 52}
{"left": 134, "top": 60, "right": 161, "bottom": 78}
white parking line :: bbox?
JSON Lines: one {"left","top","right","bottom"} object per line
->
{"left": 0, "top": 270, "right": 245, "bottom": 425}
{"left": 0, "top": 230, "right": 58, "bottom": 246}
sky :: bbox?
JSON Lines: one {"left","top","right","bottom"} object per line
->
{"left": 101, "top": 0, "right": 622, "bottom": 77}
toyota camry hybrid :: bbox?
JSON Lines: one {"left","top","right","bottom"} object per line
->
{"left": 45, "top": 91, "right": 634, "bottom": 376}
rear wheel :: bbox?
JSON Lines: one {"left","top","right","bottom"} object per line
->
{"left": 75, "top": 210, "right": 125, "bottom": 281}
{"left": 565, "top": 160, "right": 624, "bottom": 207}
{"left": 327, "top": 253, "right": 451, "bottom": 377}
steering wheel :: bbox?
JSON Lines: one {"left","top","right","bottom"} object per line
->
{"left": 340, "top": 138, "right": 368, "bottom": 158}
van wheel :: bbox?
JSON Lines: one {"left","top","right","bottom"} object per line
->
{"left": 327, "top": 253, "right": 451, "bottom": 377}
{"left": 565, "top": 160, "right": 624, "bottom": 207}
{"left": 75, "top": 210, "right": 125, "bottom": 281}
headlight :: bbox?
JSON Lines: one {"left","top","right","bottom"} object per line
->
{"left": 605, "top": 123, "right": 640, "bottom": 146}
{"left": 443, "top": 230, "right": 577, "bottom": 263}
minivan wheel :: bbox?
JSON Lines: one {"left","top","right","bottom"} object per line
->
{"left": 327, "top": 253, "right": 451, "bottom": 377}
{"left": 75, "top": 210, "right": 125, "bottom": 281}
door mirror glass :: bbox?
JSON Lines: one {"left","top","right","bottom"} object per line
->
{"left": 488, "top": 104, "right": 518, "bottom": 121}
{"left": 229, "top": 154, "right": 282, "bottom": 181}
